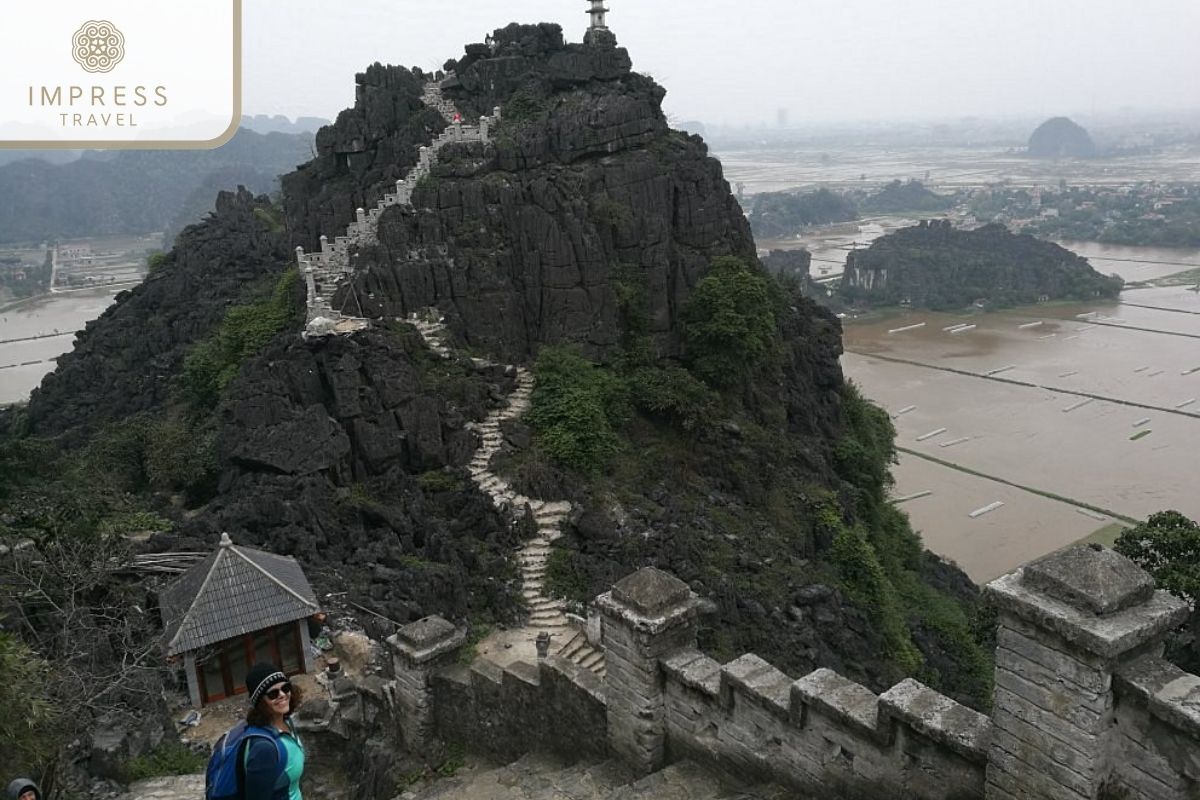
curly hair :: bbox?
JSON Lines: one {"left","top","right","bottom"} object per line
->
{"left": 246, "top": 682, "right": 303, "bottom": 727}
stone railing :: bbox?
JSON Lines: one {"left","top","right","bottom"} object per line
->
{"left": 296, "top": 81, "right": 501, "bottom": 336}
{"left": 381, "top": 544, "right": 1199, "bottom": 800}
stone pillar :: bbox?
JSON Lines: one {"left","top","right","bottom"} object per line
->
{"left": 298, "top": 620, "right": 315, "bottom": 673}
{"left": 183, "top": 653, "right": 202, "bottom": 708}
{"left": 387, "top": 615, "right": 466, "bottom": 755}
{"left": 984, "top": 544, "right": 1189, "bottom": 800}
{"left": 597, "top": 567, "right": 702, "bottom": 775}
{"left": 479, "top": 116, "right": 489, "bottom": 143}
{"left": 493, "top": 105, "right": 502, "bottom": 122}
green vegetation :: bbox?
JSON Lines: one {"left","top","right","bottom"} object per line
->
{"left": 120, "top": 741, "right": 206, "bottom": 782}
{"left": 527, "top": 346, "right": 627, "bottom": 474}
{"left": 523, "top": 257, "right": 992, "bottom": 704}
{"left": 456, "top": 623, "right": 494, "bottom": 666}
{"left": 417, "top": 469, "right": 463, "bottom": 493}
{"left": 840, "top": 222, "right": 1124, "bottom": 310}
{"left": 750, "top": 188, "right": 858, "bottom": 239}
{"left": 544, "top": 548, "right": 594, "bottom": 603}
{"left": 1130, "top": 429, "right": 1152, "bottom": 441}
{"left": 861, "top": 180, "right": 954, "bottom": 214}
{"left": 146, "top": 251, "right": 168, "bottom": 274}
{"left": 0, "top": 633, "right": 60, "bottom": 782}
{"left": 974, "top": 184, "right": 1200, "bottom": 248}
{"left": 502, "top": 85, "right": 547, "bottom": 124}
{"left": 183, "top": 268, "right": 299, "bottom": 407}
{"left": 681, "top": 256, "right": 777, "bottom": 387}
{"left": 1115, "top": 511, "right": 1200, "bottom": 603}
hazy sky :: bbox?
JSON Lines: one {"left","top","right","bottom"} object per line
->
{"left": 244, "top": 1, "right": 1200, "bottom": 125}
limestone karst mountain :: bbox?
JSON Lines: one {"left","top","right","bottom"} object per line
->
{"left": 5, "top": 21, "right": 992, "bottom": 763}
{"left": 840, "top": 220, "right": 1123, "bottom": 309}
{"left": 1026, "top": 115, "right": 1096, "bottom": 159}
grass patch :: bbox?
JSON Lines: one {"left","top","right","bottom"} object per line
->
{"left": 1130, "top": 429, "right": 1152, "bottom": 441}
{"left": 457, "top": 624, "right": 494, "bottom": 666}
{"left": 120, "top": 741, "right": 205, "bottom": 782}
{"left": 182, "top": 268, "right": 299, "bottom": 408}
{"left": 543, "top": 549, "right": 592, "bottom": 605}
{"left": 1074, "top": 522, "right": 1130, "bottom": 549}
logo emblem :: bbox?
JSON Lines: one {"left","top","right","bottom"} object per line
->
{"left": 71, "top": 20, "right": 125, "bottom": 73}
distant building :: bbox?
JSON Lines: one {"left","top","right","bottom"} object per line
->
{"left": 159, "top": 533, "right": 319, "bottom": 707}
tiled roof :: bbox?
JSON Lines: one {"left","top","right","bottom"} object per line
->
{"left": 159, "top": 533, "right": 318, "bottom": 656}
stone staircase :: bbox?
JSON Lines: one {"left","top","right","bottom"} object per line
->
{"left": 298, "top": 77, "right": 499, "bottom": 336}
{"left": 406, "top": 311, "right": 606, "bottom": 678}
{"left": 397, "top": 753, "right": 792, "bottom": 800}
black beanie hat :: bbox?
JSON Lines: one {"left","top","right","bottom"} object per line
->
{"left": 246, "top": 662, "right": 287, "bottom": 706}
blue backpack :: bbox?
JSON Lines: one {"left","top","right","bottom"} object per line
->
{"left": 205, "top": 721, "right": 286, "bottom": 800}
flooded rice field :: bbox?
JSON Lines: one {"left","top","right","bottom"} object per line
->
{"left": 842, "top": 280, "right": 1200, "bottom": 581}
{"left": 0, "top": 287, "right": 121, "bottom": 405}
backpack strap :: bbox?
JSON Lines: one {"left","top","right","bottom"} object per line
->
{"left": 237, "top": 726, "right": 287, "bottom": 799}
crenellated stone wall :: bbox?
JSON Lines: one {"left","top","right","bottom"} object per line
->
{"left": 381, "top": 545, "right": 1200, "bottom": 800}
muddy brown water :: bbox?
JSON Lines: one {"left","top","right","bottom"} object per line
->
{"left": 842, "top": 284, "right": 1200, "bottom": 581}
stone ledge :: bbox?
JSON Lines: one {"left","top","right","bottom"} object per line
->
{"left": 791, "top": 668, "right": 887, "bottom": 744}
{"left": 388, "top": 615, "right": 468, "bottom": 665}
{"left": 661, "top": 649, "right": 721, "bottom": 698}
{"left": 595, "top": 587, "right": 702, "bottom": 635}
{"left": 719, "top": 654, "right": 791, "bottom": 720}
{"left": 1115, "top": 654, "right": 1200, "bottom": 739}
{"left": 986, "top": 569, "right": 1189, "bottom": 660}
{"left": 504, "top": 659, "right": 541, "bottom": 688}
{"left": 1023, "top": 544, "right": 1155, "bottom": 615}
{"left": 879, "top": 678, "right": 990, "bottom": 764}
{"left": 543, "top": 654, "right": 606, "bottom": 704}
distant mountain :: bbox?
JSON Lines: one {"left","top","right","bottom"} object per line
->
{"left": 1027, "top": 116, "right": 1096, "bottom": 159}
{"left": 0, "top": 150, "right": 81, "bottom": 168}
{"left": 240, "top": 114, "right": 330, "bottom": 135}
{"left": 841, "top": 220, "right": 1122, "bottom": 309}
{"left": 0, "top": 128, "right": 313, "bottom": 245}
{"left": 749, "top": 188, "right": 858, "bottom": 238}
{"left": 861, "top": 179, "right": 953, "bottom": 214}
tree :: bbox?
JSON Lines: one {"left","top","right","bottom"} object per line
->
{"left": 1115, "top": 511, "right": 1200, "bottom": 671}
{"left": 681, "top": 256, "right": 777, "bottom": 387}
{"left": 0, "top": 633, "right": 61, "bottom": 787}
{"left": 1115, "top": 511, "right": 1200, "bottom": 602}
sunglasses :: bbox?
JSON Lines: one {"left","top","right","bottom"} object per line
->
{"left": 264, "top": 683, "right": 292, "bottom": 701}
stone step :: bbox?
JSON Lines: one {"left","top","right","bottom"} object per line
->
{"left": 558, "top": 630, "right": 587, "bottom": 660}
{"left": 529, "top": 759, "right": 633, "bottom": 800}
{"left": 607, "top": 761, "right": 730, "bottom": 800}
{"left": 399, "top": 752, "right": 569, "bottom": 800}
{"left": 577, "top": 649, "right": 604, "bottom": 671}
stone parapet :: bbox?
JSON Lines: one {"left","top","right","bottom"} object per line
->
{"left": 984, "top": 544, "right": 1194, "bottom": 800}
{"left": 659, "top": 651, "right": 987, "bottom": 798}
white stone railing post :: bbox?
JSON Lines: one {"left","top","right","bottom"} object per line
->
{"left": 984, "top": 545, "right": 1189, "bottom": 799}
{"left": 597, "top": 567, "right": 702, "bottom": 776}
{"left": 480, "top": 116, "right": 489, "bottom": 143}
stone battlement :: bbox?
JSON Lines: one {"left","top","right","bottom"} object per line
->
{"left": 374, "top": 544, "right": 1199, "bottom": 800}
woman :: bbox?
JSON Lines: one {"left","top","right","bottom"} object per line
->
{"left": 243, "top": 663, "right": 305, "bottom": 800}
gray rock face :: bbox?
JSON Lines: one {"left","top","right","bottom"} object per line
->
{"left": 23, "top": 188, "right": 291, "bottom": 441}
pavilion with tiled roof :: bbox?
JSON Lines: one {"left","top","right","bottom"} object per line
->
{"left": 159, "top": 532, "right": 319, "bottom": 707}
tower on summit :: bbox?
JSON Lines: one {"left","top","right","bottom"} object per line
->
{"left": 584, "top": 0, "right": 616, "bottom": 47}
{"left": 587, "top": 0, "right": 609, "bottom": 33}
